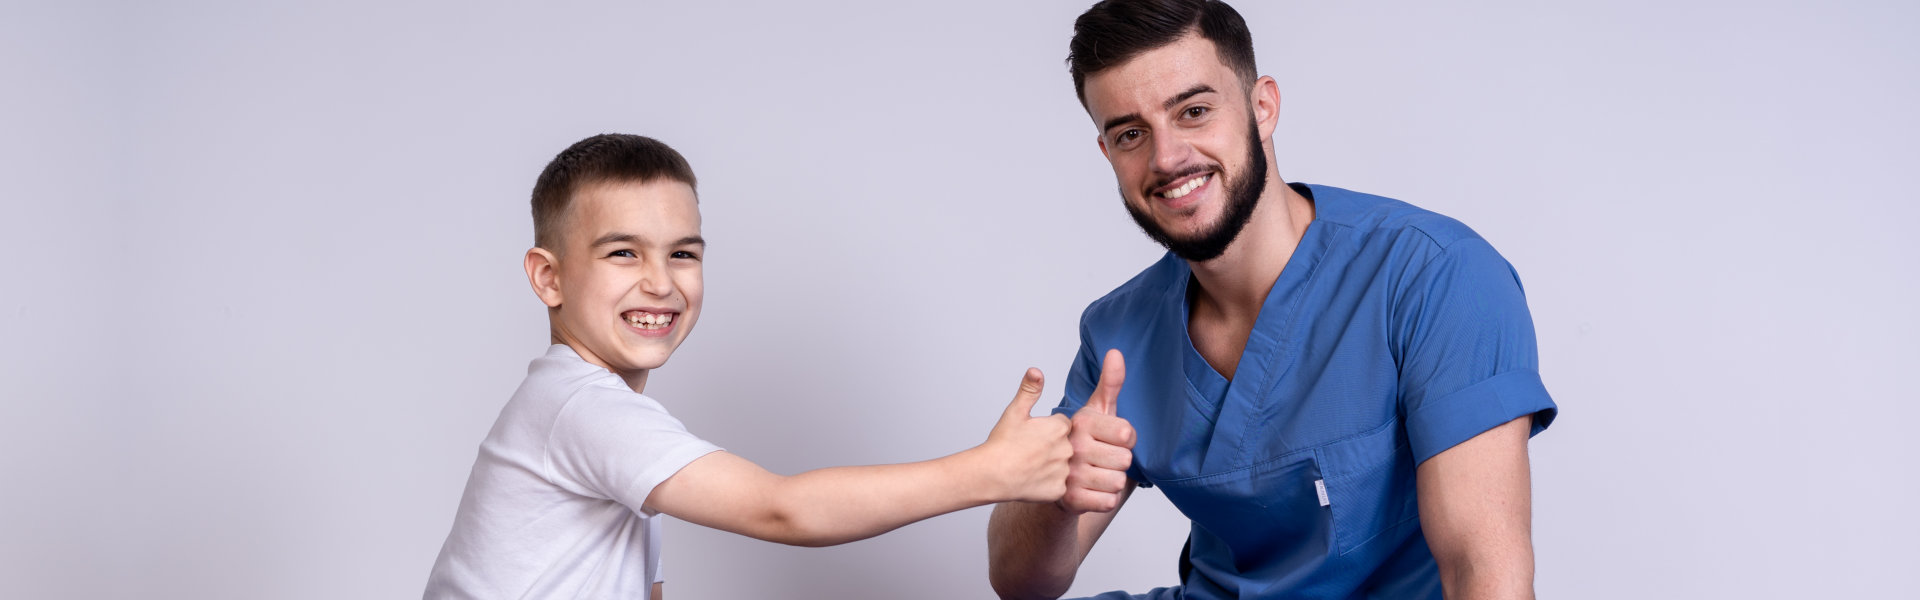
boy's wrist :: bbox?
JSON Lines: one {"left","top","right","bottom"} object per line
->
{"left": 955, "top": 443, "right": 1014, "bottom": 505}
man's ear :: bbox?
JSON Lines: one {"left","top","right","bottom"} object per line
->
{"left": 525, "top": 247, "right": 564, "bottom": 308}
{"left": 1251, "top": 75, "right": 1281, "bottom": 140}
{"left": 1096, "top": 134, "right": 1111, "bottom": 160}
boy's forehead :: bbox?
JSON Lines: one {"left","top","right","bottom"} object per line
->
{"left": 566, "top": 179, "right": 702, "bottom": 245}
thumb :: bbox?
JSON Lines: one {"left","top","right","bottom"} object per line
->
{"left": 1085, "top": 349, "right": 1126, "bottom": 416}
{"left": 998, "top": 367, "right": 1046, "bottom": 426}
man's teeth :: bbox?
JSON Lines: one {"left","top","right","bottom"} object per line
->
{"left": 1160, "top": 174, "right": 1209, "bottom": 199}
{"left": 625, "top": 312, "right": 674, "bottom": 329}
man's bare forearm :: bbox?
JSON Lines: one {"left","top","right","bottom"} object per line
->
{"left": 987, "top": 500, "right": 1084, "bottom": 600}
{"left": 1439, "top": 550, "right": 1534, "bottom": 600}
{"left": 987, "top": 483, "right": 1132, "bottom": 600}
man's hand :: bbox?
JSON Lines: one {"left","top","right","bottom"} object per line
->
{"left": 1061, "top": 349, "right": 1135, "bottom": 513}
{"left": 978, "top": 368, "right": 1075, "bottom": 503}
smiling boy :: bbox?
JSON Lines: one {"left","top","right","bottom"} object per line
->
{"left": 425, "top": 134, "right": 1076, "bottom": 599}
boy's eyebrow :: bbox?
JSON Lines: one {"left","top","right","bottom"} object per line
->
{"left": 590, "top": 232, "right": 707, "bottom": 247}
{"left": 590, "top": 232, "right": 642, "bottom": 247}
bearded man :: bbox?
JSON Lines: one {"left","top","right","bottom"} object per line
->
{"left": 987, "top": 1, "right": 1558, "bottom": 599}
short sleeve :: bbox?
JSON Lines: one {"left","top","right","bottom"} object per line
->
{"left": 1395, "top": 238, "right": 1557, "bottom": 464}
{"left": 1051, "top": 315, "right": 1149, "bottom": 485}
{"left": 544, "top": 387, "right": 723, "bottom": 515}
{"left": 1051, "top": 316, "right": 1102, "bottom": 421}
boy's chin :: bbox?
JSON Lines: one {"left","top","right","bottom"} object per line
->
{"left": 609, "top": 350, "right": 671, "bottom": 372}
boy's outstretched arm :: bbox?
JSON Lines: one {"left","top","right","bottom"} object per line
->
{"left": 643, "top": 369, "right": 1073, "bottom": 547}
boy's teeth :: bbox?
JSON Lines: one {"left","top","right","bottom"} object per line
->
{"left": 625, "top": 312, "right": 673, "bottom": 329}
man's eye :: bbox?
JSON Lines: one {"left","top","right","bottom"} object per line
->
{"left": 1118, "top": 129, "right": 1143, "bottom": 143}
{"left": 1184, "top": 106, "right": 1208, "bottom": 119}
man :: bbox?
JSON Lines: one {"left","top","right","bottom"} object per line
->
{"left": 986, "top": 1, "right": 1557, "bottom": 599}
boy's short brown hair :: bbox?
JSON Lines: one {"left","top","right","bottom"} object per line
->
{"left": 531, "top": 134, "right": 698, "bottom": 251}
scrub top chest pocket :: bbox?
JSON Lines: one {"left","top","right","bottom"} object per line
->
{"left": 1313, "top": 419, "right": 1422, "bottom": 556}
{"left": 1156, "top": 449, "right": 1329, "bottom": 577}
{"left": 1150, "top": 420, "right": 1426, "bottom": 598}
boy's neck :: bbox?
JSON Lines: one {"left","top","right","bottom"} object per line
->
{"left": 552, "top": 334, "right": 651, "bottom": 393}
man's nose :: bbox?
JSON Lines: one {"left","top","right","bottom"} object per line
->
{"left": 1150, "top": 129, "right": 1195, "bottom": 175}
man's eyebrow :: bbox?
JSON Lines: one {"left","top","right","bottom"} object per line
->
{"left": 1163, "top": 84, "right": 1216, "bottom": 110}
{"left": 1100, "top": 84, "right": 1219, "bottom": 134}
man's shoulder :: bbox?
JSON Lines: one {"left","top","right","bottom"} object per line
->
{"left": 1078, "top": 252, "right": 1183, "bottom": 330}
{"left": 1310, "top": 183, "right": 1488, "bottom": 254}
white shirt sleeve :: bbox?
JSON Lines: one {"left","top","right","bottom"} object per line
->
{"left": 543, "top": 386, "right": 723, "bottom": 515}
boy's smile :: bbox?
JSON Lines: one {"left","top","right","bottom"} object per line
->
{"left": 525, "top": 179, "right": 704, "bottom": 391}
{"left": 622, "top": 309, "right": 677, "bottom": 336}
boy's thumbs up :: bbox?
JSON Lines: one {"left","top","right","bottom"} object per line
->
{"left": 998, "top": 368, "right": 1048, "bottom": 426}
{"left": 1084, "top": 349, "right": 1127, "bottom": 416}
{"left": 983, "top": 368, "right": 1074, "bottom": 503}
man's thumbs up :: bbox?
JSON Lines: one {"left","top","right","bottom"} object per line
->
{"left": 1062, "top": 349, "right": 1136, "bottom": 514}
{"left": 1084, "top": 349, "right": 1127, "bottom": 416}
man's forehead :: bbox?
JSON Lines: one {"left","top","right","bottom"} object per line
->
{"left": 1084, "top": 35, "right": 1237, "bottom": 120}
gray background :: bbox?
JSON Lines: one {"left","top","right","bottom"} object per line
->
{"left": 4, "top": 1, "right": 1915, "bottom": 598}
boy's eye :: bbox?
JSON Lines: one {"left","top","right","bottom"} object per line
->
{"left": 671, "top": 250, "right": 700, "bottom": 260}
{"left": 608, "top": 249, "right": 636, "bottom": 258}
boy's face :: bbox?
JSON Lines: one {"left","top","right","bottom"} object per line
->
{"left": 527, "top": 179, "right": 704, "bottom": 383}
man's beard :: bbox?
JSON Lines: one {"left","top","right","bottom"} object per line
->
{"left": 1123, "top": 118, "right": 1268, "bottom": 263}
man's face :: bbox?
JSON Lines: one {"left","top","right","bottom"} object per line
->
{"left": 1082, "top": 34, "right": 1273, "bottom": 263}
{"left": 545, "top": 180, "right": 705, "bottom": 376}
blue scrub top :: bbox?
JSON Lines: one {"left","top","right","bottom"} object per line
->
{"left": 1054, "top": 184, "right": 1557, "bottom": 600}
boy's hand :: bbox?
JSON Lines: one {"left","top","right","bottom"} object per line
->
{"left": 980, "top": 368, "right": 1074, "bottom": 503}
{"left": 1061, "top": 349, "right": 1135, "bottom": 514}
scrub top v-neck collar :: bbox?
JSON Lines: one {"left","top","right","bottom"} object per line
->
{"left": 1171, "top": 183, "right": 1336, "bottom": 475}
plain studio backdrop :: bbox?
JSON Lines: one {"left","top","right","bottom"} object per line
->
{"left": 4, "top": 1, "right": 1915, "bottom": 598}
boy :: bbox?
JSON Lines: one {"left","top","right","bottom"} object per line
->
{"left": 425, "top": 134, "right": 1080, "bottom": 598}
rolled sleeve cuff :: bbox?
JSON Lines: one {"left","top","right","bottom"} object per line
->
{"left": 1406, "top": 369, "right": 1557, "bottom": 465}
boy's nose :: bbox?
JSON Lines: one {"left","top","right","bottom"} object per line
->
{"left": 637, "top": 264, "right": 673, "bottom": 297}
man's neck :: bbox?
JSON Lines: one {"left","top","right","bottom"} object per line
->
{"left": 1188, "top": 172, "right": 1315, "bottom": 323}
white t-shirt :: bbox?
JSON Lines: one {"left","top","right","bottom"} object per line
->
{"left": 425, "top": 344, "right": 722, "bottom": 599}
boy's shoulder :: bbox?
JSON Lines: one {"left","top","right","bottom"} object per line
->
{"left": 513, "top": 345, "right": 669, "bottom": 422}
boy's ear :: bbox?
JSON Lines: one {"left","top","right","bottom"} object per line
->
{"left": 525, "top": 247, "right": 564, "bottom": 308}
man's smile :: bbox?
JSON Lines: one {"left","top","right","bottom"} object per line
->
{"left": 1150, "top": 169, "right": 1215, "bottom": 210}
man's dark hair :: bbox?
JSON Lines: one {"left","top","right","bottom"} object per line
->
{"left": 1067, "top": 0, "right": 1257, "bottom": 107}
{"left": 530, "top": 133, "right": 698, "bottom": 250}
